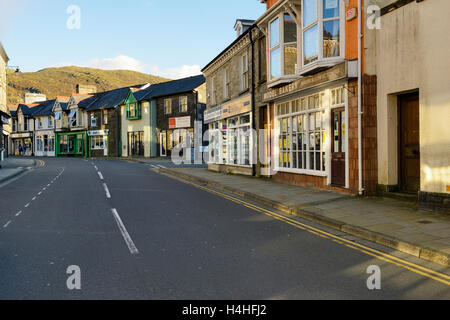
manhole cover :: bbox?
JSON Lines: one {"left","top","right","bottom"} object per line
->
{"left": 417, "top": 220, "right": 433, "bottom": 224}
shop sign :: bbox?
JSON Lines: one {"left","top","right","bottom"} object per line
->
{"left": 11, "top": 132, "right": 32, "bottom": 139}
{"left": 222, "top": 94, "right": 251, "bottom": 118}
{"left": 204, "top": 105, "right": 223, "bottom": 124}
{"left": 88, "top": 130, "right": 109, "bottom": 136}
{"left": 169, "top": 116, "right": 191, "bottom": 129}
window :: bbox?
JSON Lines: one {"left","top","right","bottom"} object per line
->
{"left": 38, "top": 118, "right": 43, "bottom": 129}
{"left": 69, "top": 110, "right": 77, "bottom": 126}
{"left": 208, "top": 114, "right": 253, "bottom": 167}
{"left": 12, "top": 119, "right": 17, "bottom": 132}
{"left": 164, "top": 99, "right": 172, "bottom": 115}
{"left": 303, "top": 0, "right": 341, "bottom": 66}
{"left": 91, "top": 115, "right": 97, "bottom": 127}
{"left": 241, "top": 53, "right": 249, "bottom": 91}
{"left": 210, "top": 77, "right": 217, "bottom": 105}
{"left": 276, "top": 93, "right": 326, "bottom": 173}
{"left": 91, "top": 136, "right": 105, "bottom": 150}
{"left": 102, "top": 110, "right": 108, "bottom": 125}
{"left": 24, "top": 118, "right": 28, "bottom": 131}
{"left": 224, "top": 68, "right": 231, "bottom": 99}
{"left": 179, "top": 96, "right": 188, "bottom": 113}
{"left": 48, "top": 116, "right": 53, "bottom": 128}
{"left": 48, "top": 136, "right": 55, "bottom": 152}
{"left": 36, "top": 136, "right": 43, "bottom": 152}
{"left": 77, "top": 110, "right": 83, "bottom": 127}
{"left": 269, "top": 13, "right": 298, "bottom": 80}
{"left": 126, "top": 102, "right": 141, "bottom": 120}
{"left": 258, "top": 37, "right": 267, "bottom": 82}
{"left": 55, "top": 112, "right": 61, "bottom": 129}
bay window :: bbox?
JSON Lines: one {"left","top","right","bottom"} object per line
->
{"left": 269, "top": 13, "right": 298, "bottom": 80}
{"left": 302, "top": 0, "right": 342, "bottom": 67}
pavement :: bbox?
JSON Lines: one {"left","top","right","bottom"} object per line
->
{"left": 0, "top": 157, "right": 449, "bottom": 299}
{"left": 154, "top": 166, "right": 450, "bottom": 268}
{"left": 0, "top": 157, "right": 38, "bottom": 184}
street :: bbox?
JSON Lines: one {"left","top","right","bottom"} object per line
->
{"left": 0, "top": 157, "right": 449, "bottom": 299}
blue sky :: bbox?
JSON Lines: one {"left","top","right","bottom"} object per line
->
{"left": 0, "top": 0, "right": 266, "bottom": 78}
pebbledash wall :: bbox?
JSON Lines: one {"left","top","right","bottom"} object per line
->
{"left": 364, "top": 0, "right": 450, "bottom": 211}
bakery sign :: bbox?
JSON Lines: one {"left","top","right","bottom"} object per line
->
{"left": 169, "top": 116, "right": 191, "bottom": 129}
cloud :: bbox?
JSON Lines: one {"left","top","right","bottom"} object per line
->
{"left": 85, "top": 55, "right": 148, "bottom": 72}
{"left": 50, "top": 55, "right": 202, "bottom": 79}
{"left": 149, "top": 64, "right": 202, "bottom": 80}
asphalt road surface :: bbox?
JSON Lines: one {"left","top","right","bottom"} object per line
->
{"left": 0, "top": 157, "right": 449, "bottom": 299}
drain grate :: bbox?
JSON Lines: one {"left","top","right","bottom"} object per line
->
{"left": 417, "top": 220, "right": 433, "bottom": 224}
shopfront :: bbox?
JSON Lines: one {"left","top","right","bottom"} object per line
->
{"left": 267, "top": 83, "right": 352, "bottom": 191}
{"left": 88, "top": 129, "right": 109, "bottom": 157}
{"left": 11, "top": 132, "right": 33, "bottom": 156}
{"left": 206, "top": 93, "right": 254, "bottom": 175}
{"left": 160, "top": 116, "right": 194, "bottom": 158}
{"left": 35, "top": 130, "right": 55, "bottom": 157}
{"left": 56, "top": 131, "right": 88, "bottom": 157}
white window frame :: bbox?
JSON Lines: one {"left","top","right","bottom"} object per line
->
{"left": 91, "top": 135, "right": 105, "bottom": 150}
{"left": 301, "top": 0, "right": 345, "bottom": 74}
{"left": 241, "top": 53, "right": 249, "bottom": 91}
{"left": 275, "top": 92, "right": 328, "bottom": 176}
{"left": 48, "top": 116, "right": 53, "bottom": 128}
{"left": 268, "top": 12, "right": 300, "bottom": 83}
{"left": 91, "top": 116, "right": 97, "bottom": 127}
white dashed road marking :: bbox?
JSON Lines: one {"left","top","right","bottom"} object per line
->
{"left": 103, "top": 183, "right": 111, "bottom": 199}
{"left": 15, "top": 211, "right": 22, "bottom": 217}
{"left": 98, "top": 172, "right": 104, "bottom": 180}
{"left": 111, "top": 209, "right": 139, "bottom": 255}
{"left": 3, "top": 221, "right": 12, "bottom": 228}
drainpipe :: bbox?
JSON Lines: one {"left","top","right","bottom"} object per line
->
{"left": 358, "top": 0, "right": 364, "bottom": 195}
{"left": 250, "top": 27, "right": 257, "bottom": 177}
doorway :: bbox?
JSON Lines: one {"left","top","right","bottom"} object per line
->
{"left": 331, "top": 108, "right": 346, "bottom": 186}
{"left": 398, "top": 93, "right": 420, "bottom": 193}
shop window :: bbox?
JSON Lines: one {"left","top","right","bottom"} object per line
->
{"left": 91, "top": 136, "right": 105, "bottom": 150}
{"left": 276, "top": 93, "right": 326, "bottom": 173}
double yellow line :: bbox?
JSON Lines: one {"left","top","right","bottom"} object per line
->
{"left": 158, "top": 169, "right": 450, "bottom": 287}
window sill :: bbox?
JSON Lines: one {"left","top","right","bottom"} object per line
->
{"left": 239, "top": 88, "right": 250, "bottom": 96}
{"left": 267, "top": 75, "right": 301, "bottom": 89}
{"left": 298, "top": 58, "right": 345, "bottom": 76}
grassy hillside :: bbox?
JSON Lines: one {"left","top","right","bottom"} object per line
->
{"left": 7, "top": 66, "right": 170, "bottom": 104}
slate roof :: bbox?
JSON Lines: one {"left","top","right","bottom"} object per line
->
{"left": 134, "top": 75, "right": 205, "bottom": 102}
{"left": 16, "top": 104, "right": 42, "bottom": 116}
{"left": 31, "top": 100, "right": 57, "bottom": 117}
{"left": 86, "top": 87, "right": 131, "bottom": 111}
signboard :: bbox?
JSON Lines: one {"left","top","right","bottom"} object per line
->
{"left": 88, "top": 129, "right": 109, "bottom": 136}
{"left": 169, "top": 116, "right": 191, "bottom": 129}
{"left": 222, "top": 94, "right": 251, "bottom": 118}
{"left": 11, "top": 133, "right": 32, "bottom": 139}
{"left": 204, "top": 105, "right": 223, "bottom": 124}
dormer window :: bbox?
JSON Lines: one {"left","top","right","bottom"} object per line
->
{"left": 269, "top": 13, "right": 298, "bottom": 81}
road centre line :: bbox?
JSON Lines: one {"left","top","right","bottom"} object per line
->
{"left": 15, "top": 211, "right": 22, "bottom": 217}
{"left": 3, "top": 221, "right": 12, "bottom": 228}
{"left": 159, "top": 171, "right": 450, "bottom": 286}
{"left": 111, "top": 209, "right": 139, "bottom": 255}
{"left": 103, "top": 183, "right": 111, "bottom": 199}
{"left": 98, "top": 172, "right": 104, "bottom": 180}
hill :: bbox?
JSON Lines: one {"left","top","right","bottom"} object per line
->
{"left": 6, "top": 66, "right": 170, "bottom": 104}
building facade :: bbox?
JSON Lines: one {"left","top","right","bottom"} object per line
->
{"left": 0, "top": 42, "right": 10, "bottom": 164}
{"left": 363, "top": 0, "right": 450, "bottom": 211}
{"left": 33, "top": 99, "right": 57, "bottom": 157}
{"left": 203, "top": 21, "right": 266, "bottom": 176}
{"left": 10, "top": 104, "right": 40, "bottom": 156}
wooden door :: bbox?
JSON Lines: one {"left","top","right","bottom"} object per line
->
{"left": 331, "top": 108, "right": 346, "bottom": 186}
{"left": 399, "top": 93, "right": 420, "bottom": 193}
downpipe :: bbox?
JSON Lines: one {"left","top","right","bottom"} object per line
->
{"left": 358, "top": 0, "right": 364, "bottom": 195}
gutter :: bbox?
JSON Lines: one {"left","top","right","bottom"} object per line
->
{"left": 250, "top": 29, "right": 256, "bottom": 177}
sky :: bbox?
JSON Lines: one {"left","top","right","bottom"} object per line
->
{"left": 0, "top": 0, "right": 266, "bottom": 79}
